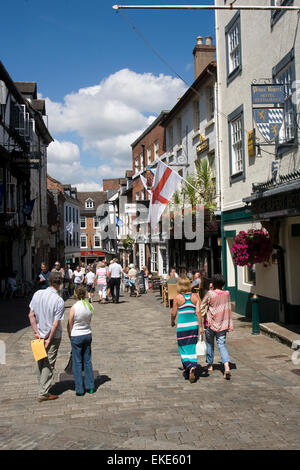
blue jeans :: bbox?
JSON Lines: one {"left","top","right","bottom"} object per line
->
{"left": 70, "top": 334, "right": 94, "bottom": 394}
{"left": 205, "top": 327, "right": 230, "bottom": 365}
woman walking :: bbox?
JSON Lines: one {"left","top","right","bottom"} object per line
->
{"left": 95, "top": 261, "right": 108, "bottom": 304}
{"left": 67, "top": 285, "right": 95, "bottom": 396}
{"left": 73, "top": 265, "right": 85, "bottom": 297}
{"left": 200, "top": 274, "right": 233, "bottom": 380}
{"left": 171, "top": 277, "right": 204, "bottom": 383}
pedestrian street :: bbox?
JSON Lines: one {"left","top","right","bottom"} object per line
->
{"left": 0, "top": 291, "right": 299, "bottom": 450}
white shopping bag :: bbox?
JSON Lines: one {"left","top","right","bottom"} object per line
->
{"left": 196, "top": 335, "right": 207, "bottom": 356}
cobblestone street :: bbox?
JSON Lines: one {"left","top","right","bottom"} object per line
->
{"left": 0, "top": 291, "right": 300, "bottom": 450}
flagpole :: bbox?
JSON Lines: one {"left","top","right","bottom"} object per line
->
{"left": 159, "top": 159, "right": 198, "bottom": 192}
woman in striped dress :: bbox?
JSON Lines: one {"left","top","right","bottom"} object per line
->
{"left": 171, "top": 277, "right": 204, "bottom": 383}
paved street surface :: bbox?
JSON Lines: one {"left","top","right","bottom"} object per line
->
{"left": 0, "top": 291, "right": 300, "bottom": 450}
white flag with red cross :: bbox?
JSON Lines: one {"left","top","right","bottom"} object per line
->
{"left": 149, "top": 160, "right": 182, "bottom": 230}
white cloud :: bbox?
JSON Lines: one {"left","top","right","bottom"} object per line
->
{"left": 45, "top": 68, "right": 186, "bottom": 150}
{"left": 75, "top": 182, "right": 103, "bottom": 192}
{"left": 48, "top": 140, "right": 80, "bottom": 165}
{"left": 44, "top": 68, "right": 187, "bottom": 188}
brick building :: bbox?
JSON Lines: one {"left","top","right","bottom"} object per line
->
{"left": 77, "top": 191, "right": 107, "bottom": 264}
{"left": 130, "top": 111, "right": 169, "bottom": 272}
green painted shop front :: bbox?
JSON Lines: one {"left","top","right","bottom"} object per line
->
{"left": 221, "top": 207, "right": 281, "bottom": 323}
{"left": 221, "top": 207, "right": 253, "bottom": 317}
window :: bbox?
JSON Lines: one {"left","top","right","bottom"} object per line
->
{"left": 206, "top": 85, "right": 214, "bottom": 121}
{"left": 140, "top": 152, "right": 144, "bottom": 172}
{"left": 151, "top": 245, "right": 158, "bottom": 273}
{"left": 69, "top": 207, "right": 71, "bottom": 222}
{"left": 271, "top": 0, "right": 293, "bottom": 27}
{"left": 168, "top": 126, "right": 173, "bottom": 152}
{"left": 225, "top": 12, "right": 242, "bottom": 84}
{"left": 94, "top": 234, "right": 101, "bottom": 248}
{"left": 76, "top": 209, "right": 78, "bottom": 225}
{"left": 80, "top": 216, "right": 86, "bottom": 228}
{"left": 80, "top": 234, "right": 87, "bottom": 248}
{"left": 176, "top": 118, "right": 182, "bottom": 146}
{"left": 76, "top": 232, "right": 79, "bottom": 247}
{"left": 65, "top": 206, "right": 68, "bottom": 222}
{"left": 73, "top": 207, "right": 75, "bottom": 222}
{"left": 244, "top": 265, "right": 256, "bottom": 286}
{"left": 147, "top": 146, "right": 151, "bottom": 165}
{"left": 228, "top": 105, "right": 245, "bottom": 181}
{"left": 135, "top": 156, "right": 139, "bottom": 174}
{"left": 66, "top": 233, "right": 69, "bottom": 247}
{"left": 154, "top": 140, "right": 159, "bottom": 159}
{"left": 85, "top": 199, "right": 94, "bottom": 208}
{"left": 273, "top": 49, "right": 297, "bottom": 151}
{"left": 93, "top": 216, "right": 100, "bottom": 228}
{"left": 193, "top": 100, "right": 200, "bottom": 132}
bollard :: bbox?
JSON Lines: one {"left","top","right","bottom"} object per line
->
{"left": 251, "top": 294, "right": 260, "bottom": 335}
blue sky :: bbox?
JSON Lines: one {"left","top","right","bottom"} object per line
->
{"left": 3, "top": 0, "right": 215, "bottom": 190}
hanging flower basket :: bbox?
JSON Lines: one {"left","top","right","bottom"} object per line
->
{"left": 232, "top": 228, "right": 273, "bottom": 267}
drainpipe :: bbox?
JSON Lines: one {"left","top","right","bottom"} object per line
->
{"left": 273, "top": 244, "right": 288, "bottom": 324}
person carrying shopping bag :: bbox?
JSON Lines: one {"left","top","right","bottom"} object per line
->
{"left": 200, "top": 274, "right": 233, "bottom": 380}
{"left": 67, "top": 285, "right": 95, "bottom": 396}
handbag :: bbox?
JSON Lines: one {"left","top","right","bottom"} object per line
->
{"left": 64, "top": 351, "right": 73, "bottom": 375}
{"left": 196, "top": 334, "right": 207, "bottom": 356}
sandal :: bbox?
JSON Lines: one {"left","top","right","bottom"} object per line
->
{"left": 207, "top": 364, "right": 213, "bottom": 373}
{"left": 224, "top": 370, "right": 231, "bottom": 380}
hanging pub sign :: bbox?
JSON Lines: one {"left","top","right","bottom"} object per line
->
{"left": 253, "top": 108, "right": 284, "bottom": 143}
{"left": 251, "top": 84, "right": 285, "bottom": 105}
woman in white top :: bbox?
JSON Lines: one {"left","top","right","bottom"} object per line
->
{"left": 67, "top": 285, "right": 95, "bottom": 396}
{"left": 73, "top": 266, "right": 85, "bottom": 297}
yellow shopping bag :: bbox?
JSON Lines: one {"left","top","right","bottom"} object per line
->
{"left": 31, "top": 339, "right": 47, "bottom": 361}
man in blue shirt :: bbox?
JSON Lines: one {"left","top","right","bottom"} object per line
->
{"left": 36, "top": 262, "right": 50, "bottom": 290}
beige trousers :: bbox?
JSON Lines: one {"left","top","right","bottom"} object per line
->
{"left": 36, "top": 338, "right": 61, "bottom": 398}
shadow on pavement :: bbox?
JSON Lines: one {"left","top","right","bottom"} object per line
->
{"left": 50, "top": 371, "right": 111, "bottom": 396}
{"left": 0, "top": 298, "right": 30, "bottom": 333}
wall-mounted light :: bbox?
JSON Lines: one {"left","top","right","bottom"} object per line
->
{"left": 256, "top": 144, "right": 262, "bottom": 158}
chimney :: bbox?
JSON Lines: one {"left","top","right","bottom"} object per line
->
{"left": 193, "top": 35, "right": 215, "bottom": 80}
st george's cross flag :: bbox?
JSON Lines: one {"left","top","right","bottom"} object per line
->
{"left": 149, "top": 160, "right": 182, "bottom": 230}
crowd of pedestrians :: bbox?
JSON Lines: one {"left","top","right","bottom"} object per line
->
{"left": 27, "top": 257, "right": 233, "bottom": 401}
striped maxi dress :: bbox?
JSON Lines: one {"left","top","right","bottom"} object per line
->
{"left": 177, "top": 293, "right": 199, "bottom": 375}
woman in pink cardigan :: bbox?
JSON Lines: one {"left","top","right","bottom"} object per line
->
{"left": 200, "top": 274, "right": 233, "bottom": 380}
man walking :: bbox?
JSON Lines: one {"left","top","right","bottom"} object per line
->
{"left": 51, "top": 261, "right": 64, "bottom": 298}
{"left": 108, "top": 258, "right": 122, "bottom": 303}
{"left": 36, "top": 262, "right": 50, "bottom": 290}
{"left": 28, "top": 273, "right": 65, "bottom": 402}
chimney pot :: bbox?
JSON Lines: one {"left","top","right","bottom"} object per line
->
{"left": 197, "top": 36, "right": 203, "bottom": 45}
{"left": 205, "top": 36, "right": 213, "bottom": 46}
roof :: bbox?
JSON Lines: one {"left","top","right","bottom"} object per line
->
{"left": 14, "top": 81, "right": 37, "bottom": 99}
{"left": 131, "top": 110, "right": 169, "bottom": 148}
{"left": 32, "top": 99, "right": 46, "bottom": 115}
{"left": 160, "top": 62, "right": 217, "bottom": 127}
{"left": 77, "top": 191, "right": 108, "bottom": 210}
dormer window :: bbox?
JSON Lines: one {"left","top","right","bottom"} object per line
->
{"left": 85, "top": 198, "right": 94, "bottom": 208}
